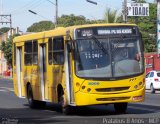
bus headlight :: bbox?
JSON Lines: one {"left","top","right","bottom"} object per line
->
{"left": 87, "top": 88, "right": 91, "bottom": 92}
{"left": 134, "top": 85, "right": 138, "bottom": 89}
{"left": 76, "top": 82, "right": 80, "bottom": 87}
{"left": 82, "top": 86, "right": 86, "bottom": 90}
{"left": 139, "top": 82, "right": 142, "bottom": 86}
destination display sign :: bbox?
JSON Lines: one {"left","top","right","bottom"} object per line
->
{"left": 76, "top": 26, "right": 137, "bottom": 38}
{"left": 97, "top": 28, "right": 132, "bottom": 35}
{"left": 127, "top": 3, "right": 149, "bottom": 16}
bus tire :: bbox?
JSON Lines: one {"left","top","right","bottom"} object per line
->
{"left": 59, "top": 93, "right": 72, "bottom": 115}
{"left": 63, "top": 105, "right": 73, "bottom": 115}
{"left": 37, "top": 101, "right": 46, "bottom": 108}
{"left": 114, "top": 103, "right": 128, "bottom": 114}
{"left": 27, "top": 85, "right": 37, "bottom": 108}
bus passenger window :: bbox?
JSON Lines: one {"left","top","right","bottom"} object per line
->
{"left": 24, "top": 40, "right": 38, "bottom": 65}
{"left": 53, "top": 37, "right": 64, "bottom": 64}
{"left": 48, "top": 38, "right": 53, "bottom": 65}
{"left": 32, "top": 40, "right": 38, "bottom": 64}
{"left": 25, "top": 41, "right": 32, "bottom": 65}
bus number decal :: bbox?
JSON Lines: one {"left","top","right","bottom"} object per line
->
{"left": 88, "top": 82, "right": 100, "bottom": 86}
{"left": 129, "top": 78, "right": 136, "bottom": 82}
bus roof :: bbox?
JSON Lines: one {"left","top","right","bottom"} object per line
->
{"left": 65, "top": 23, "right": 137, "bottom": 30}
{"left": 13, "top": 27, "right": 66, "bottom": 43}
{"left": 13, "top": 23, "right": 137, "bottom": 43}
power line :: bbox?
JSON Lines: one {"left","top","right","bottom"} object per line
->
{"left": 46, "top": 0, "right": 56, "bottom": 6}
{"left": 9, "top": 0, "right": 43, "bottom": 15}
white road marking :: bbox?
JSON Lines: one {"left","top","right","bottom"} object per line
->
{"left": 0, "top": 89, "right": 8, "bottom": 92}
{"left": 0, "top": 87, "right": 14, "bottom": 92}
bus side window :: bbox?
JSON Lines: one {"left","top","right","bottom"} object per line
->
{"left": 24, "top": 40, "right": 38, "bottom": 65}
{"left": 24, "top": 41, "right": 32, "bottom": 65}
{"left": 48, "top": 38, "right": 53, "bottom": 65}
{"left": 32, "top": 40, "right": 38, "bottom": 65}
{"left": 53, "top": 37, "right": 64, "bottom": 64}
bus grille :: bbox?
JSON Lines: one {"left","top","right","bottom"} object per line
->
{"left": 95, "top": 87, "right": 130, "bottom": 92}
{"left": 96, "top": 97, "right": 130, "bottom": 101}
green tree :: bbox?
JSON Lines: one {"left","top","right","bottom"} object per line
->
{"left": 57, "top": 14, "right": 91, "bottom": 27}
{"left": 27, "top": 14, "right": 100, "bottom": 32}
{"left": 0, "top": 34, "right": 20, "bottom": 66}
{"left": 27, "top": 21, "right": 55, "bottom": 32}
{"left": 0, "top": 27, "right": 10, "bottom": 35}
{"left": 138, "top": 2, "right": 157, "bottom": 52}
{"left": 104, "top": 7, "right": 120, "bottom": 23}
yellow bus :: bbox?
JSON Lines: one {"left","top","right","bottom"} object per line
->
{"left": 13, "top": 23, "right": 145, "bottom": 114}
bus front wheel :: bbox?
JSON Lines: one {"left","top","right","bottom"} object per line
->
{"left": 59, "top": 94, "right": 73, "bottom": 115}
{"left": 114, "top": 103, "right": 128, "bottom": 113}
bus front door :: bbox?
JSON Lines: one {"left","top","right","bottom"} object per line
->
{"left": 39, "top": 44, "right": 48, "bottom": 101}
{"left": 16, "top": 47, "right": 25, "bottom": 97}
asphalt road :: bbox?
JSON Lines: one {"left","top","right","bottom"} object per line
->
{"left": 0, "top": 78, "right": 160, "bottom": 124}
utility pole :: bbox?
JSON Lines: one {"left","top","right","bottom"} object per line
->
{"left": 123, "top": 0, "right": 128, "bottom": 23}
{"left": 0, "top": 0, "right": 3, "bottom": 22}
{"left": 0, "top": 0, "right": 12, "bottom": 34}
{"left": 46, "top": 0, "right": 58, "bottom": 26}
{"left": 134, "top": 0, "right": 139, "bottom": 24}
{"left": 0, "top": 14, "right": 12, "bottom": 35}
{"left": 0, "top": 0, "right": 3, "bottom": 15}
{"left": 55, "top": 0, "right": 58, "bottom": 26}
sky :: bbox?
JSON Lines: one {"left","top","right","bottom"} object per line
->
{"left": 0, "top": 0, "right": 154, "bottom": 32}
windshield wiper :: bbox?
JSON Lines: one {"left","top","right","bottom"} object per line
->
{"left": 89, "top": 36, "right": 108, "bottom": 55}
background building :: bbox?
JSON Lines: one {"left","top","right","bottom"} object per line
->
{"left": 0, "top": 27, "right": 22, "bottom": 75}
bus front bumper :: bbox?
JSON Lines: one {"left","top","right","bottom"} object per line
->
{"left": 74, "top": 86, "right": 145, "bottom": 106}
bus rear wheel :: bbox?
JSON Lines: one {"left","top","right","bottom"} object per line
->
{"left": 27, "top": 85, "right": 46, "bottom": 108}
{"left": 27, "top": 85, "right": 36, "bottom": 108}
{"left": 114, "top": 103, "right": 128, "bottom": 114}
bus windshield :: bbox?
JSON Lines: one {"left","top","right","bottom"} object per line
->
{"left": 75, "top": 37, "right": 144, "bottom": 79}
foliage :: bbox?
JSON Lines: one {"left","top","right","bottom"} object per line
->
{"left": 138, "top": 2, "right": 157, "bottom": 52}
{"left": 27, "top": 21, "right": 55, "bottom": 32}
{"left": 0, "top": 27, "right": 10, "bottom": 35}
{"left": 0, "top": 34, "right": 20, "bottom": 66}
{"left": 104, "top": 8, "right": 120, "bottom": 23}
{"left": 57, "top": 14, "right": 87, "bottom": 27}
{"left": 27, "top": 14, "right": 105, "bottom": 32}
{"left": 57, "top": 14, "right": 103, "bottom": 27}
